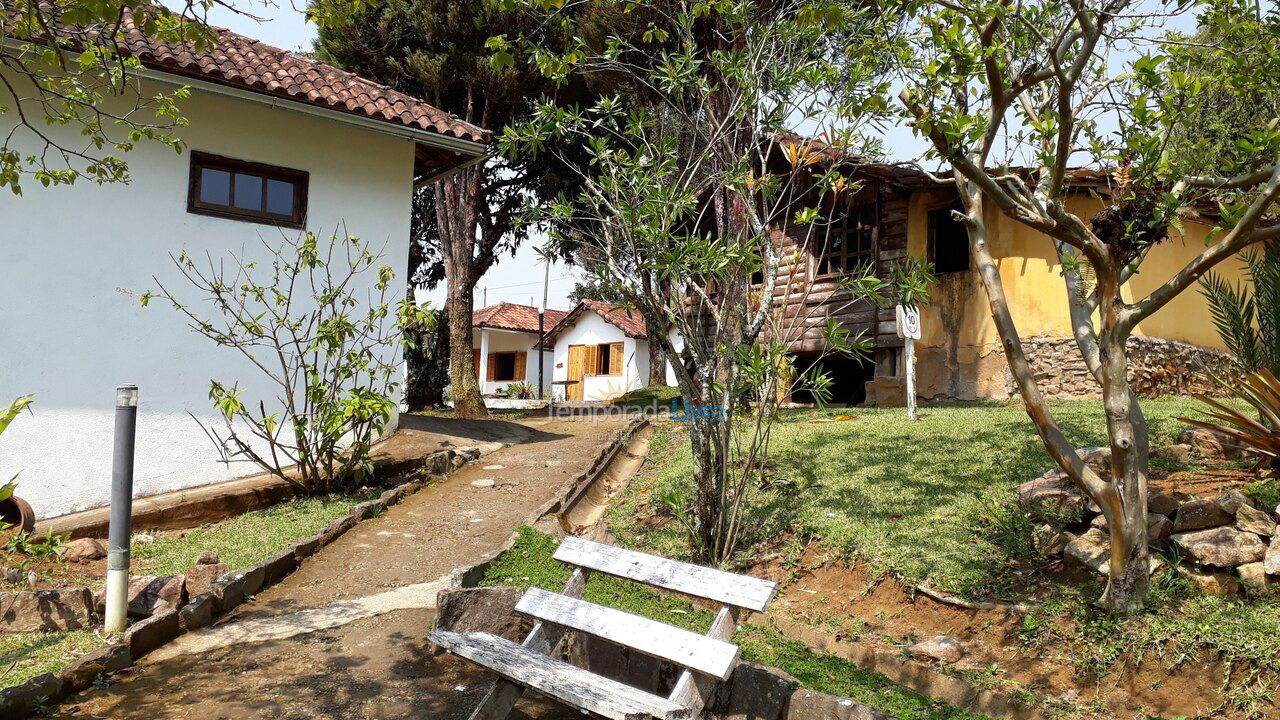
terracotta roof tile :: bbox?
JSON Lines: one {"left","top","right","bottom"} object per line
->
{"left": 107, "top": 7, "right": 487, "bottom": 144}
{"left": 541, "top": 300, "right": 649, "bottom": 346}
{"left": 473, "top": 302, "right": 568, "bottom": 335}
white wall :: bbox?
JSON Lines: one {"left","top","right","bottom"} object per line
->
{"left": 550, "top": 313, "right": 645, "bottom": 401}
{"left": 472, "top": 328, "right": 553, "bottom": 396}
{"left": 0, "top": 71, "right": 417, "bottom": 519}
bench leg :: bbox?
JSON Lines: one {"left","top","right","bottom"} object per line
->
{"left": 467, "top": 570, "right": 590, "bottom": 720}
{"left": 667, "top": 606, "right": 739, "bottom": 716}
{"left": 468, "top": 678, "right": 526, "bottom": 720}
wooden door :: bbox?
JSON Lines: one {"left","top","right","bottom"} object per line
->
{"left": 567, "top": 345, "right": 586, "bottom": 401}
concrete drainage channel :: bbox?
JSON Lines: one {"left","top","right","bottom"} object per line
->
{"left": 0, "top": 444, "right": 488, "bottom": 717}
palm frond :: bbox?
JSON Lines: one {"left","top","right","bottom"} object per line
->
{"left": 1200, "top": 271, "right": 1261, "bottom": 371}
{"left": 1180, "top": 369, "right": 1280, "bottom": 467}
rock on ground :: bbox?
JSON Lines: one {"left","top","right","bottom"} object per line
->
{"left": 61, "top": 538, "right": 106, "bottom": 563}
{"left": 1172, "top": 527, "right": 1268, "bottom": 568}
{"left": 1218, "top": 490, "right": 1254, "bottom": 515}
{"left": 1176, "top": 566, "right": 1241, "bottom": 596}
{"left": 1018, "top": 471, "right": 1087, "bottom": 515}
{"left": 185, "top": 560, "right": 230, "bottom": 598}
{"left": 1236, "top": 504, "right": 1276, "bottom": 537}
{"left": 433, "top": 587, "right": 529, "bottom": 646}
{"left": 1148, "top": 491, "right": 1180, "bottom": 517}
{"left": 96, "top": 575, "right": 186, "bottom": 618}
{"left": 1173, "top": 499, "right": 1233, "bottom": 532}
{"left": 908, "top": 636, "right": 964, "bottom": 664}
{"left": 1266, "top": 535, "right": 1280, "bottom": 575}
{"left": 0, "top": 587, "right": 95, "bottom": 632}
{"left": 1179, "top": 427, "right": 1250, "bottom": 461}
{"left": 1237, "top": 562, "right": 1277, "bottom": 593}
{"left": 1065, "top": 528, "right": 1163, "bottom": 576}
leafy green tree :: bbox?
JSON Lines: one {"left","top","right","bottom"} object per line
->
{"left": 312, "top": 0, "right": 606, "bottom": 417}
{"left": 146, "top": 233, "right": 431, "bottom": 495}
{"left": 502, "top": 0, "right": 902, "bottom": 561}
{"left": 897, "top": 0, "right": 1280, "bottom": 612}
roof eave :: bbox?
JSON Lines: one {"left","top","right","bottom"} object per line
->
{"left": 133, "top": 62, "right": 489, "bottom": 158}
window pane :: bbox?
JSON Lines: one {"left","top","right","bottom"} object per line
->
{"left": 233, "top": 173, "right": 263, "bottom": 210}
{"left": 266, "top": 179, "right": 294, "bottom": 216}
{"left": 199, "top": 168, "right": 231, "bottom": 206}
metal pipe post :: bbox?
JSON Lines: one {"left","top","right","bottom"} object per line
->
{"left": 104, "top": 384, "right": 138, "bottom": 635}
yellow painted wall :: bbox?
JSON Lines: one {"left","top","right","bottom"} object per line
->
{"left": 899, "top": 189, "right": 1249, "bottom": 400}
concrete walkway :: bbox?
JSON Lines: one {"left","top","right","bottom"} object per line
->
{"left": 52, "top": 416, "right": 624, "bottom": 720}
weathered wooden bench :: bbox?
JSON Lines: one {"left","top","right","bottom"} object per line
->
{"left": 430, "top": 535, "right": 778, "bottom": 720}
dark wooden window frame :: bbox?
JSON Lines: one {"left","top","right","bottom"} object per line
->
{"left": 188, "top": 151, "right": 309, "bottom": 228}
{"left": 491, "top": 351, "right": 519, "bottom": 382}
{"left": 815, "top": 201, "right": 878, "bottom": 278}
{"left": 927, "top": 205, "right": 971, "bottom": 274}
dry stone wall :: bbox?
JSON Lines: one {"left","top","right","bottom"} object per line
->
{"left": 1008, "top": 336, "right": 1238, "bottom": 398}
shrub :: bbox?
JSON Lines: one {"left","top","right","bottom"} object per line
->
{"left": 147, "top": 233, "right": 430, "bottom": 494}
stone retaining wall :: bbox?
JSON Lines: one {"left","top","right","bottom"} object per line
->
{"left": 1011, "top": 335, "right": 1237, "bottom": 398}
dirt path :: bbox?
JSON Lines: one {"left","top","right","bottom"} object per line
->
{"left": 52, "top": 416, "right": 625, "bottom": 720}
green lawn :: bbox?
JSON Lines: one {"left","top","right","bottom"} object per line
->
{"left": 610, "top": 396, "right": 1220, "bottom": 597}
{"left": 0, "top": 630, "right": 104, "bottom": 688}
{"left": 134, "top": 492, "right": 372, "bottom": 576}
{"left": 604, "top": 397, "right": 1280, "bottom": 714}
{"left": 482, "top": 527, "right": 994, "bottom": 720}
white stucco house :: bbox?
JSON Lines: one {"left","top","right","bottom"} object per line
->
{"left": 543, "top": 300, "right": 654, "bottom": 402}
{"left": 471, "top": 302, "right": 568, "bottom": 398}
{"left": 0, "top": 15, "right": 487, "bottom": 519}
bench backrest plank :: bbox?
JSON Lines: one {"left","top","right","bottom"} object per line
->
{"left": 516, "top": 587, "right": 740, "bottom": 680}
{"left": 553, "top": 536, "right": 777, "bottom": 613}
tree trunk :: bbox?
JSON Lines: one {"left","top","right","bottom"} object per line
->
{"left": 955, "top": 172, "right": 1150, "bottom": 613}
{"left": 447, "top": 281, "right": 485, "bottom": 417}
{"left": 437, "top": 164, "right": 488, "bottom": 419}
{"left": 648, "top": 335, "right": 667, "bottom": 386}
{"left": 1097, "top": 295, "right": 1152, "bottom": 612}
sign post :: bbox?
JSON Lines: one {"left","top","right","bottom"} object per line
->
{"left": 895, "top": 305, "right": 921, "bottom": 421}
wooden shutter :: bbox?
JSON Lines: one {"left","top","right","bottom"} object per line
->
{"left": 514, "top": 351, "right": 527, "bottom": 381}
{"left": 610, "top": 343, "right": 623, "bottom": 376}
{"left": 487, "top": 353, "right": 497, "bottom": 381}
{"left": 584, "top": 345, "right": 598, "bottom": 376}
{"left": 473, "top": 349, "right": 480, "bottom": 379}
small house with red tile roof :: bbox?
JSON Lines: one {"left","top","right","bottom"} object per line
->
{"left": 539, "top": 300, "right": 662, "bottom": 402}
{"left": 470, "top": 302, "right": 569, "bottom": 398}
{"left": 0, "top": 16, "right": 488, "bottom": 520}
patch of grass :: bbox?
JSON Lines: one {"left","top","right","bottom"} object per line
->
{"left": 611, "top": 386, "right": 682, "bottom": 411}
{"left": 1244, "top": 476, "right": 1280, "bottom": 513}
{"left": 0, "top": 630, "right": 104, "bottom": 688}
{"left": 134, "top": 492, "right": 370, "bottom": 576}
{"left": 610, "top": 397, "right": 1221, "bottom": 598}
{"left": 482, "top": 528, "right": 996, "bottom": 720}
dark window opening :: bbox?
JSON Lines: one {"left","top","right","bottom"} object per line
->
{"left": 816, "top": 203, "right": 876, "bottom": 276}
{"left": 592, "top": 342, "right": 623, "bottom": 376}
{"left": 928, "top": 207, "right": 970, "bottom": 273}
{"left": 493, "top": 352, "right": 518, "bottom": 382}
{"left": 787, "top": 351, "right": 875, "bottom": 406}
{"left": 189, "top": 152, "right": 308, "bottom": 227}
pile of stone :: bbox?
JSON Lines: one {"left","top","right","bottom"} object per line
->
{"left": 1019, "top": 438, "right": 1278, "bottom": 596}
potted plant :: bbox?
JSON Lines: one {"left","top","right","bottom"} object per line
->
{"left": 0, "top": 396, "right": 37, "bottom": 535}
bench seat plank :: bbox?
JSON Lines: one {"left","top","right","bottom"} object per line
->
{"left": 430, "top": 630, "right": 691, "bottom": 720}
{"left": 516, "top": 587, "right": 740, "bottom": 680}
{"left": 553, "top": 536, "right": 777, "bottom": 612}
